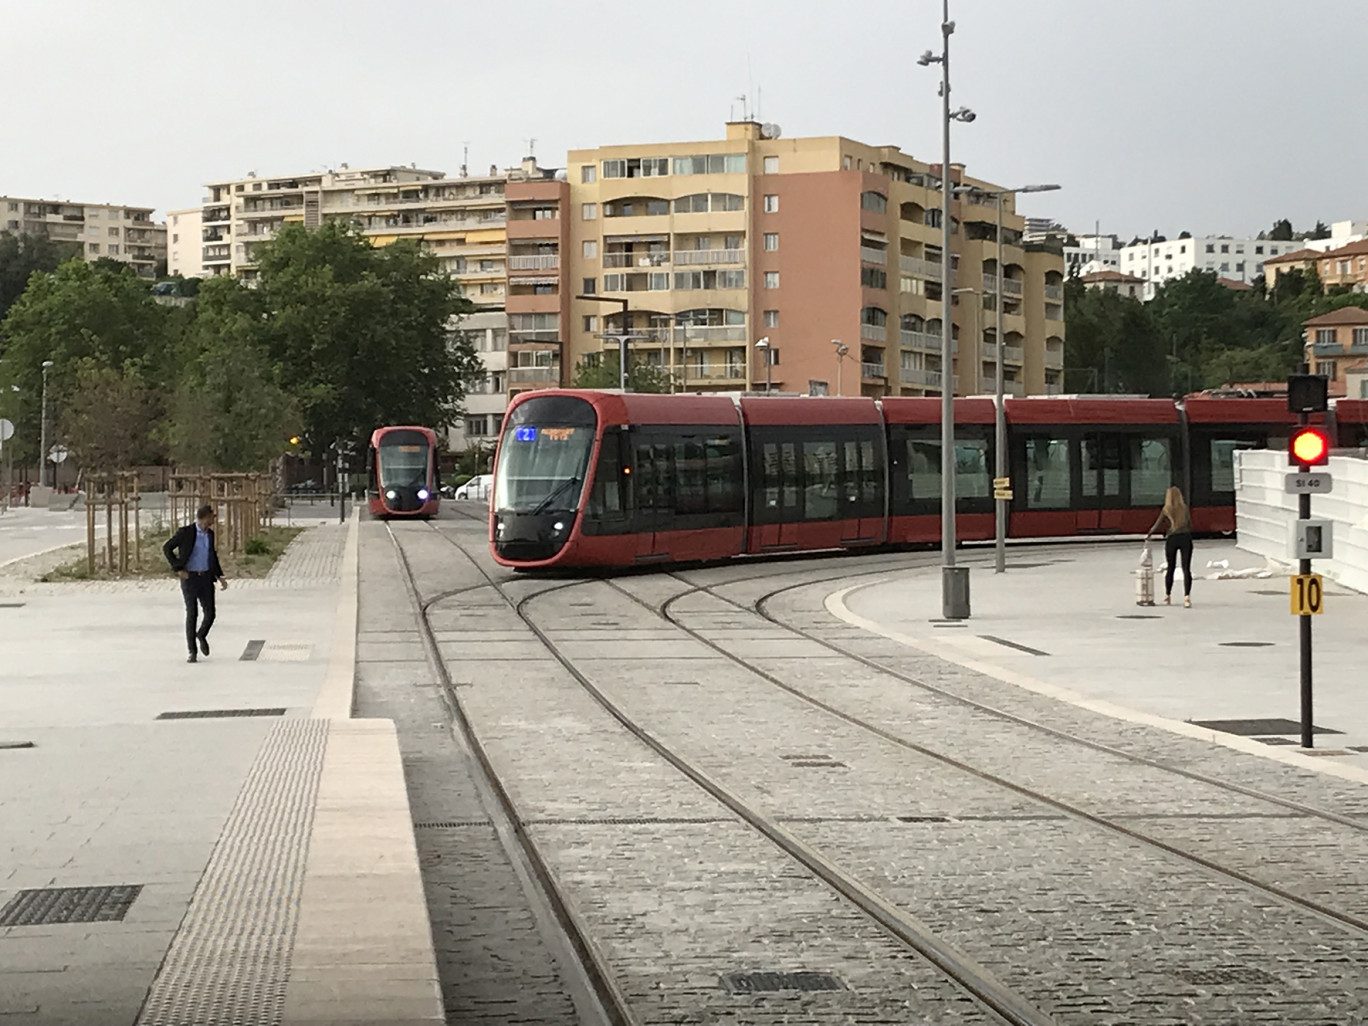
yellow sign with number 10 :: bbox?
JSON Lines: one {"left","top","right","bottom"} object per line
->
{"left": 1290, "top": 574, "right": 1325, "bottom": 615}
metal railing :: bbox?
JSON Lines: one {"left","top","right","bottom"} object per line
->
{"left": 673, "top": 249, "right": 743, "bottom": 265}
{"left": 1312, "top": 340, "right": 1344, "bottom": 355}
{"left": 983, "top": 273, "right": 1024, "bottom": 297}
{"left": 1044, "top": 283, "right": 1064, "bottom": 301}
{"left": 899, "top": 255, "right": 942, "bottom": 279}
{"left": 604, "top": 252, "right": 670, "bottom": 268}
{"left": 860, "top": 246, "right": 888, "bottom": 265}
{"left": 899, "top": 330, "right": 940, "bottom": 352}
{"left": 509, "top": 366, "right": 560, "bottom": 384}
{"left": 508, "top": 254, "right": 559, "bottom": 270}
{"left": 673, "top": 325, "right": 747, "bottom": 342}
{"left": 1044, "top": 348, "right": 1064, "bottom": 368}
{"left": 860, "top": 323, "right": 887, "bottom": 341}
{"left": 899, "top": 367, "right": 942, "bottom": 387}
{"left": 861, "top": 362, "right": 886, "bottom": 379}
{"left": 684, "top": 366, "right": 746, "bottom": 382}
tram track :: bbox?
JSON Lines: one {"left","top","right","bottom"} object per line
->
{"left": 401, "top": 515, "right": 1056, "bottom": 1026}
{"left": 589, "top": 569, "right": 1368, "bottom": 942}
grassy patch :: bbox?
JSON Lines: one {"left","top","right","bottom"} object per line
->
{"left": 42, "top": 525, "right": 304, "bottom": 582}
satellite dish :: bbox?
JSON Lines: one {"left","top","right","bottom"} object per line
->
{"left": 761, "top": 123, "right": 782, "bottom": 140}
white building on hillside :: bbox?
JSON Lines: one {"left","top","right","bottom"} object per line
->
{"left": 166, "top": 207, "right": 203, "bottom": 278}
{"left": 1065, "top": 233, "right": 1121, "bottom": 277}
{"left": 1119, "top": 235, "right": 1304, "bottom": 300}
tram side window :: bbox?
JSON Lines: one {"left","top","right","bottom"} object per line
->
{"left": 1210, "top": 439, "right": 1257, "bottom": 493}
{"left": 675, "top": 439, "right": 707, "bottom": 515}
{"left": 703, "top": 435, "right": 743, "bottom": 514}
{"left": 905, "top": 438, "right": 990, "bottom": 500}
{"left": 587, "top": 435, "right": 623, "bottom": 516}
{"left": 843, "top": 439, "right": 883, "bottom": 508}
{"left": 1024, "top": 437, "right": 1071, "bottom": 509}
{"left": 1130, "top": 437, "right": 1172, "bottom": 505}
{"left": 803, "top": 440, "right": 839, "bottom": 520}
{"left": 1080, "top": 437, "right": 1122, "bottom": 498}
{"left": 761, "top": 441, "right": 801, "bottom": 513}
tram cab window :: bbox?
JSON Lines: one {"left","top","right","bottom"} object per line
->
{"left": 1024, "top": 437, "right": 1070, "bottom": 509}
{"left": 1081, "top": 437, "right": 1122, "bottom": 498}
{"left": 587, "top": 432, "right": 624, "bottom": 516}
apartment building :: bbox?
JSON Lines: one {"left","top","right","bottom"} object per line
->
{"left": 1303, "top": 306, "right": 1368, "bottom": 398}
{"left": 556, "top": 122, "right": 1066, "bottom": 398}
{"left": 198, "top": 160, "right": 562, "bottom": 450}
{"left": 1119, "top": 234, "right": 1301, "bottom": 300}
{"left": 0, "top": 194, "right": 166, "bottom": 278}
{"left": 166, "top": 207, "right": 204, "bottom": 278}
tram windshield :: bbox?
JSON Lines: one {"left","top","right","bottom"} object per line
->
{"left": 376, "top": 432, "right": 430, "bottom": 489}
{"left": 494, "top": 396, "right": 597, "bottom": 514}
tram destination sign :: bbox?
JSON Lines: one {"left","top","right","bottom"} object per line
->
{"left": 1285, "top": 472, "right": 1333, "bottom": 495}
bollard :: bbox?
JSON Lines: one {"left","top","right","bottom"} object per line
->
{"left": 1134, "top": 544, "right": 1155, "bottom": 606}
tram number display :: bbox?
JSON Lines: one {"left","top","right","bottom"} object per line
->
{"left": 514, "top": 426, "right": 577, "bottom": 443}
{"left": 1290, "top": 573, "right": 1325, "bottom": 616}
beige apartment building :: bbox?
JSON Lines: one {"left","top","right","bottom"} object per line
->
{"left": 198, "top": 160, "right": 561, "bottom": 449}
{"left": 1304, "top": 306, "right": 1368, "bottom": 398}
{"left": 167, "top": 207, "right": 204, "bottom": 278}
{"left": 1, "top": 195, "right": 166, "bottom": 278}
{"left": 554, "top": 121, "right": 1065, "bottom": 398}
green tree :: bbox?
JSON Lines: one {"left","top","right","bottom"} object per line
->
{"left": 0, "top": 233, "right": 81, "bottom": 324}
{"left": 166, "top": 275, "right": 299, "bottom": 471}
{"left": 233, "top": 221, "right": 481, "bottom": 457}
{"left": 1062, "top": 278, "right": 1169, "bottom": 394}
{"left": 1268, "top": 218, "right": 1294, "bottom": 242}
{"left": 57, "top": 359, "right": 163, "bottom": 470}
{"left": 0, "top": 258, "right": 172, "bottom": 462}
{"left": 572, "top": 350, "right": 673, "bottom": 393}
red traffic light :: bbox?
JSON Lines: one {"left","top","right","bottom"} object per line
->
{"left": 1289, "top": 427, "right": 1330, "bottom": 467}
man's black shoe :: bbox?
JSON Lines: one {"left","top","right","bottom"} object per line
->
{"left": 198, "top": 635, "right": 210, "bottom": 657}
{"left": 187, "top": 653, "right": 198, "bottom": 663}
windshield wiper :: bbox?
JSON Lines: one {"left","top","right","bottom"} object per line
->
{"left": 528, "top": 477, "right": 580, "bottom": 516}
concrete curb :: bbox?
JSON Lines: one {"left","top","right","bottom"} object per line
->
{"left": 312, "top": 510, "right": 360, "bottom": 720}
{"left": 825, "top": 575, "right": 1368, "bottom": 787}
{"left": 283, "top": 719, "right": 444, "bottom": 1025}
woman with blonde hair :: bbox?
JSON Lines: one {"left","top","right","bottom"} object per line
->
{"left": 1146, "top": 485, "right": 1193, "bottom": 606}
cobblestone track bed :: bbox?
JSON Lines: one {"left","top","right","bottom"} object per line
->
{"left": 353, "top": 520, "right": 580, "bottom": 1026}
{"left": 416, "top": 519, "right": 1045, "bottom": 1025}
{"left": 579, "top": 566, "right": 1368, "bottom": 1021}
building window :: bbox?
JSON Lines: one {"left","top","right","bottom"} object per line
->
{"left": 1255, "top": 245, "right": 1264, "bottom": 255}
{"left": 532, "top": 207, "right": 555, "bottom": 220}
{"left": 583, "top": 315, "right": 598, "bottom": 332}
{"left": 1220, "top": 263, "right": 1229, "bottom": 272}
{"left": 843, "top": 155, "right": 853, "bottom": 170}
{"left": 861, "top": 192, "right": 888, "bottom": 213}
{"left": 674, "top": 193, "right": 745, "bottom": 213}
{"left": 582, "top": 203, "right": 598, "bottom": 220}
{"left": 582, "top": 277, "right": 596, "bottom": 295}
{"left": 861, "top": 266, "right": 888, "bottom": 289}
{"left": 583, "top": 240, "right": 598, "bottom": 259}
{"left": 764, "top": 271, "right": 780, "bottom": 289}
{"left": 88, "top": 243, "right": 100, "bottom": 253}
{"left": 1220, "top": 244, "right": 1229, "bottom": 253}
{"left": 108, "top": 227, "right": 120, "bottom": 237}
{"left": 109, "top": 245, "right": 119, "bottom": 255}
{"left": 603, "top": 273, "right": 624, "bottom": 291}
{"left": 764, "top": 232, "right": 779, "bottom": 251}
{"left": 581, "top": 165, "right": 596, "bottom": 183}
{"left": 1316, "top": 361, "right": 1336, "bottom": 377}
{"left": 671, "top": 153, "right": 746, "bottom": 175}
{"left": 491, "top": 329, "right": 506, "bottom": 351}
{"left": 1235, "top": 262, "right": 1245, "bottom": 273}
{"left": 1353, "top": 327, "right": 1368, "bottom": 346}
{"left": 465, "top": 416, "right": 488, "bottom": 437}
{"left": 763, "top": 195, "right": 779, "bottom": 213}
{"left": 763, "top": 156, "right": 778, "bottom": 174}
{"left": 764, "top": 310, "right": 779, "bottom": 328}
{"left": 1205, "top": 244, "right": 1215, "bottom": 253}
{"left": 1315, "top": 328, "right": 1336, "bottom": 344}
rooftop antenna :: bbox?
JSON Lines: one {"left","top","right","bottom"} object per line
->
{"left": 524, "top": 137, "right": 537, "bottom": 159}
{"left": 732, "top": 93, "right": 749, "bottom": 122}
{"left": 461, "top": 142, "right": 470, "bottom": 177}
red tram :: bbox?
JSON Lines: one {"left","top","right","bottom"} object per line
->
{"left": 367, "top": 425, "right": 440, "bottom": 518}
{"left": 489, "top": 390, "right": 1356, "bottom": 570}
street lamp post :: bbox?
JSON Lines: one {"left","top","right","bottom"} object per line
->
{"left": 754, "top": 337, "right": 772, "bottom": 392}
{"left": 576, "top": 295, "right": 630, "bottom": 392}
{"left": 960, "top": 183, "right": 1061, "bottom": 574}
{"left": 832, "top": 340, "right": 848, "bottom": 396}
{"left": 919, "top": 0, "right": 975, "bottom": 619}
{"left": 39, "top": 360, "right": 53, "bottom": 489}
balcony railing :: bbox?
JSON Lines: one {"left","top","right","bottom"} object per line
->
{"left": 508, "top": 254, "right": 559, "bottom": 271}
{"left": 673, "top": 325, "right": 747, "bottom": 343}
{"left": 983, "top": 273, "right": 1024, "bottom": 297}
{"left": 1312, "top": 340, "right": 1343, "bottom": 355}
{"left": 900, "top": 330, "right": 939, "bottom": 352}
{"left": 1046, "top": 304, "right": 1063, "bottom": 321}
{"left": 1044, "top": 348, "right": 1064, "bottom": 369}
{"left": 1349, "top": 341, "right": 1368, "bottom": 355}
{"left": 900, "top": 255, "right": 942, "bottom": 279}
{"left": 984, "top": 379, "right": 1026, "bottom": 396}
{"left": 861, "top": 362, "right": 886, "bottom": 379}
{"left": 861, "top": 323, "right": 887, "bottom": 341}
{"left": 509, "top": 366, "right": 560, "bottom": 384}
{"left": 900, "top": 367, "right": 942, "bottom": 388}
{"left": 673, "top": 249, "right": 743, "bottom": 266}
{"left": 1045, "top": 383, "right": 1063, "bottom": 395}
{"left": 684, "top": 366, "right": 747, "bottom": 382}
{"left": 1044, "top": 283, "right": 1064, "bottom": 301}
{"left": 860, "top": 246, "right": 887, "bottom": 265}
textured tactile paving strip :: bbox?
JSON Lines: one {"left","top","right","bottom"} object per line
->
{"left": 135, "top": 718, "right": 328, "bottom": 1026}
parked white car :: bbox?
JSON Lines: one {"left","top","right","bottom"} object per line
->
{"left": 453, "top": 474, "right": 492, "bottom": 501}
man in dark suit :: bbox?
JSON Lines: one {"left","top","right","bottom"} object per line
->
{"left": 163, "top": 504, "right": 228, "bottom": 663}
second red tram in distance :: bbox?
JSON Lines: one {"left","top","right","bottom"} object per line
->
{"left": 367, "top": 425, "right": 440, "bottom": 518}
{"left": 489, "top": 390, "right": 1351, "bottom": 570}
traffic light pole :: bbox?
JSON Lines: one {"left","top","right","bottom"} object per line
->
{"left": 1298, "top": 407, "right": 1313, "bottom": 750}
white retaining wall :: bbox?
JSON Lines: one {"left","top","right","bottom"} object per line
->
{"left": 1235, "top": 448, "right": 1368, "bottom": 594}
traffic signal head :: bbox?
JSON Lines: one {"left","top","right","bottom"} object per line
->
{"left": 1289, "top": 426, "right": 1330, "bottom": 467}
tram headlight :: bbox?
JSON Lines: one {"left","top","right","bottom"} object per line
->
{"left": 552, "top": 521, "right": 565, "bottom": 533}
{"left": 385, "top": 489, "right": 396, "bottom": 500}
{"left": 417, "top": 488, "right": 430, "bottom": 501}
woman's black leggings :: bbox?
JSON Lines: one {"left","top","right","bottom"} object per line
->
{"left": 1165, "top": 532, "right": 1193, "bottom": 597}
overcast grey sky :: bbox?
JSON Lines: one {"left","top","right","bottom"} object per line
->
{"left": 3, "top": 1, "right": 1363, "bottom": 240}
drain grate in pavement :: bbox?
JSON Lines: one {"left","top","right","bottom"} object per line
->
{"left": 1117, "top": 614, "right": 1162, "bottom": 620}
{"left": 788, "top": 760, "right": 848, "bottom": 769}
{"left": 414, "top": 820, "right": 493, "bottom": 829}
{"left": 661, "top": 680, "right": 701, "bottom": 686}
{"left": 240, "top": 639, "right": 265, "bottom": 661}
{"left": 526, "top": 816, "right": 734, "bottom": 825}
{"left": 980, "top": 635, "right": 1050, "bottom": 656}
{"left": 1220, "top": 641, "right": 1274, "bottom": 647}
{"left": 0, "top": 885, "right": 142, "bottom": 926}
{"left": 258, "top": 641, "right": 313, "bottom": 663}
{"left": 897, "top": 815, "right": 951, "bottom": 823}
{"left": 0, "top": 740, "right": 35, "bottom": 750}
{"left": 720, "top": 971, "right": 846, "bottom": 994}
{"left": 1254, "top": 737, "right": 1299, "bottom": 746}
{"left": 158, "top": 708, "right": 287, "bottom": 720}
{"left": 1174, "top": 966, "right": 1281, "bottom": 986}
{"left": 1191, "top": 717, "right": 1340, "bottom": 736}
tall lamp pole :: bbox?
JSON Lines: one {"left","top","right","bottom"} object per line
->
{"left": 919, "top": 0, "right": 975, "bottom": 619}
{"left": 832, "top": 339, "right": 848, "bottom": 396}
{"left": 755, "top": 337, "right": 772, "bottom": 392}
{"left": 576, "top": 294, "right": 631, "bottom": 391}
{"left": 39, "top": 360, "right": 53, "bottom": 488}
